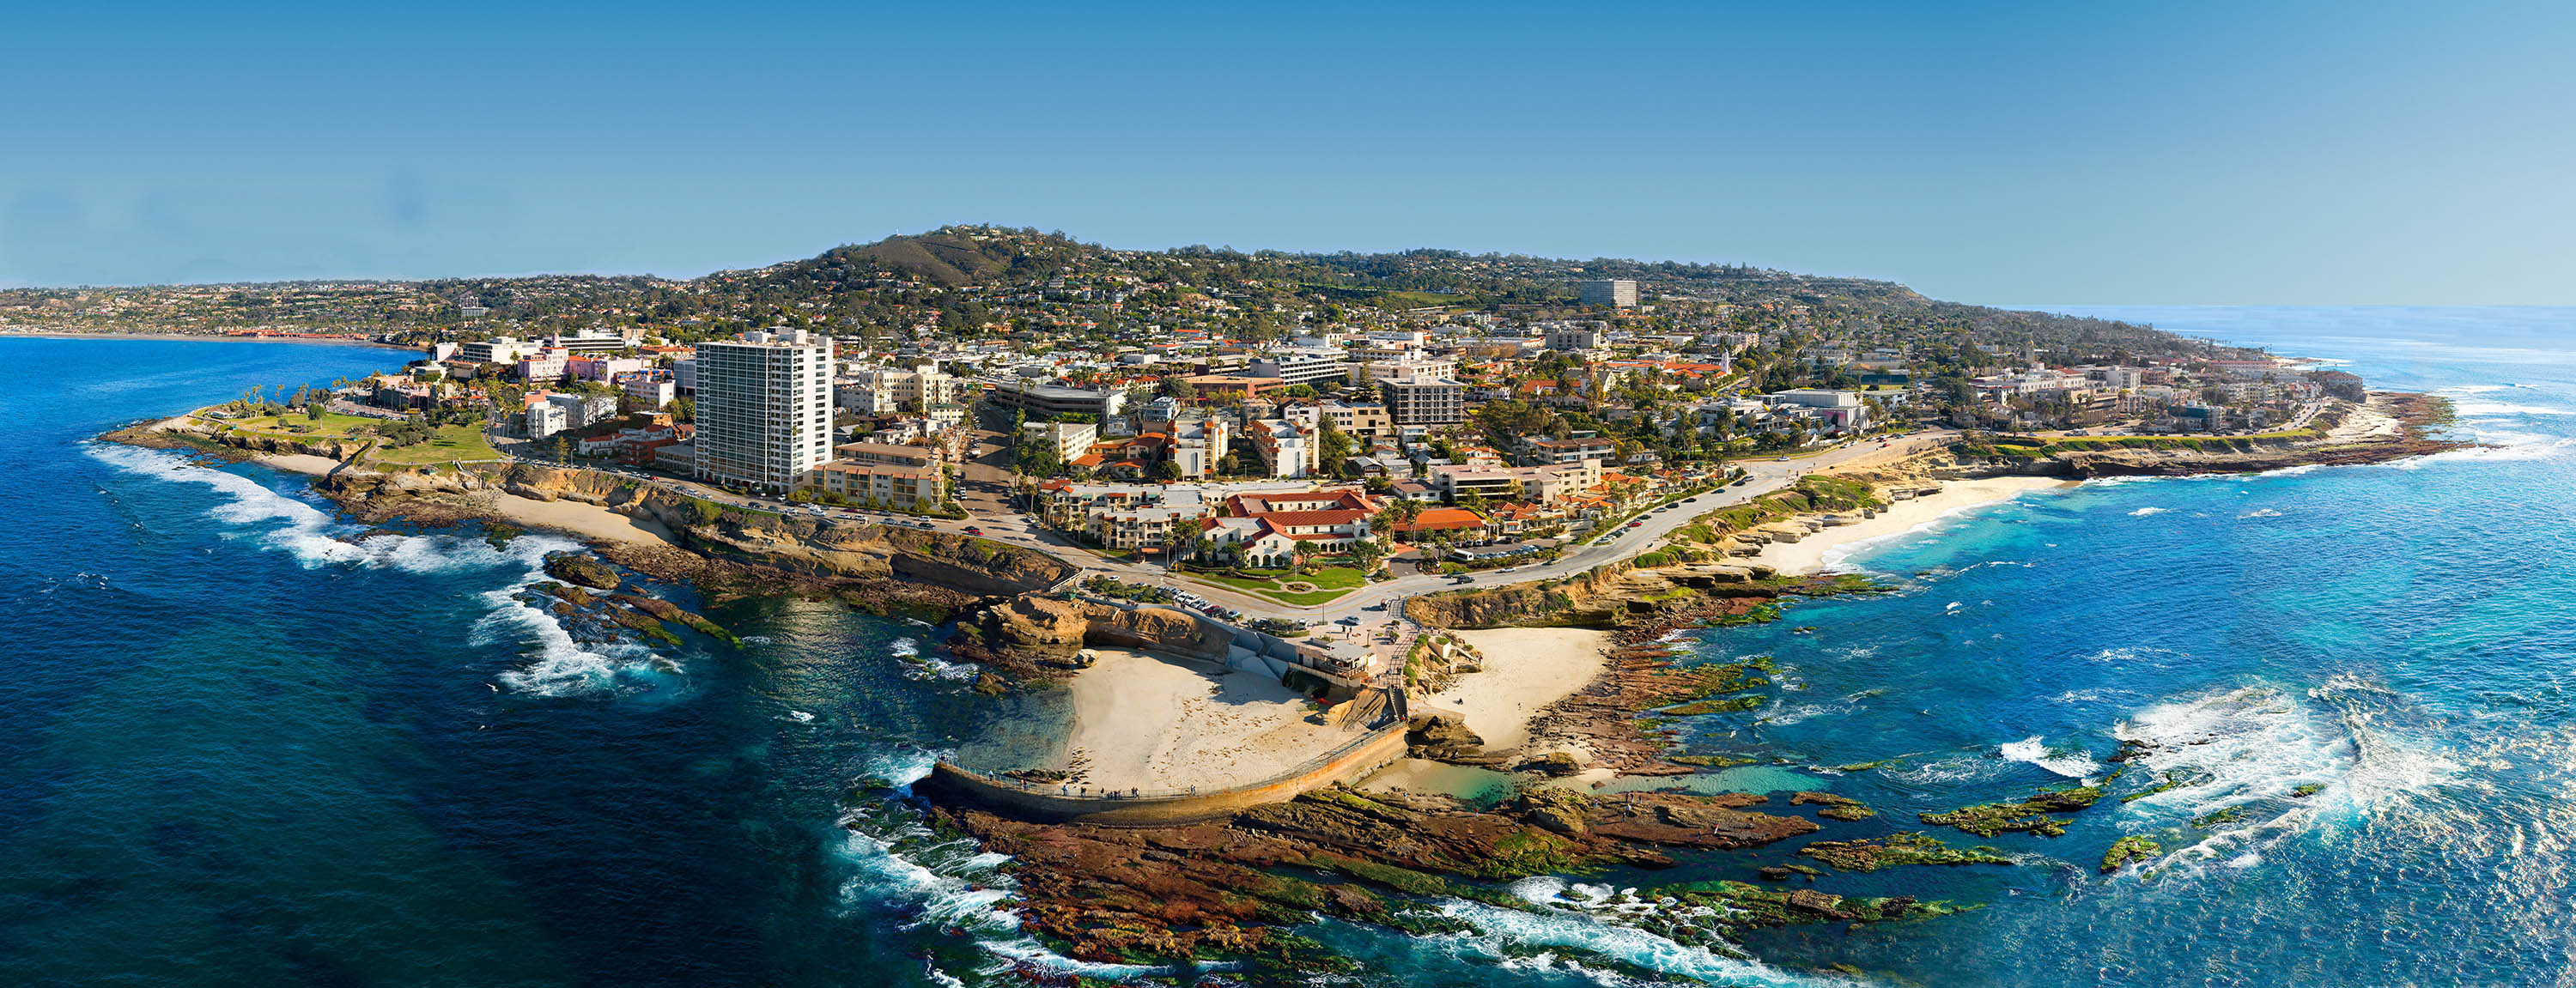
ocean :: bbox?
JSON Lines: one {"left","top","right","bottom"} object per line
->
{"left": 1, "top": 307, "right": 2569, "bottom": 987}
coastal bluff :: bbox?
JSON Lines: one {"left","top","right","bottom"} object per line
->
{"left": 290, "top": 460, "right": 1079, "bottom": 597}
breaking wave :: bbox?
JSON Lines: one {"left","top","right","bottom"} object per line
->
{"left": 1427, "top": 885, "right": 1837, "bottom": 988}
{"left": 2000, "top": 736, "right": 2102, "bottom": 778}
{"left": 834, "top": 748, "right": 1174, "bottom": 985}
{"left": 91, "top": 443, "right": 680, "bottom": 697}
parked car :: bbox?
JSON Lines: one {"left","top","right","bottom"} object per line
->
{"left": 915, "top": 520, "right": 935, "bottom": 529}
{"left": 963, "top": 525, "right": 982, "bottom": 536}
{"left": 1627, "top": 520, "right": 1645, "bottom": 528}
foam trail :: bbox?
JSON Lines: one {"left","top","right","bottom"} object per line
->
{"left": 1429, "top": 897, "right": 1841, "bottom": 987}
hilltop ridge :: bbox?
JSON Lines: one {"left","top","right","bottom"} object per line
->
{"left": 0, "top": 224, "right": 2196, "bottom": 366}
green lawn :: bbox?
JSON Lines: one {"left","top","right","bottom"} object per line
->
{"left": 367, "top": 424, "right": 501, "bottom": 466}
{"left": 209, "top": 411, "right": 380, "bottom": 441}
{"left": 1191, "top": 566, "right": 1367, "bottom": 605}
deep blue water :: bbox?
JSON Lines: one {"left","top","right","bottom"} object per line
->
{"left": 3, "top": 310, "right": 2570, "bottom": 987}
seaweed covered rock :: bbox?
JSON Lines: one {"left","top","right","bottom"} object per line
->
{"left": 1791, "top": 791, "right": 1877, "bottom": 821}
{"left": 1798, "top": 833, "right": 2010, "bottom": 872}
{"left": 543, "top": 552, "right": 622, "bottom": 591}
{"left": 2101, "top": 835, "right": 2161, "bottom": 872}
{"left": 1919, "top": 784, "right": 2107, "bottom": 838}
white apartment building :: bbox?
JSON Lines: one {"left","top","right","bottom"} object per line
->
{"left": 694, "top": 330, "right": 836, "bottom": 492}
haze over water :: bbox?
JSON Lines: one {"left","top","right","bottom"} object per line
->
{"left": 2, "top": 308, "right": 2570, "bottom": 986}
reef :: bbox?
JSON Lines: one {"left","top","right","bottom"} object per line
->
{"left": 1918, "top": 784, "right": 2107, "bottom": 839}
{"left": 1791, "top": 791, "right": 1877, "bottom": 821}
{"left": 1796, "top": 832, "right": 2010, "bottom": 872}
{"left": 931, "top": 785, "right": 1868, "bottom": 968}
{"left": 2100, "top": 835, "right": 2161, "bottom": 873}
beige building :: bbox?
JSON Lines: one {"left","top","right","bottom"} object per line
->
{"left": 811, "top": 461, "right": 945, "bottom": 508}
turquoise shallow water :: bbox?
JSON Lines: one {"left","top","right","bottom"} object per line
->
{"left": 3, "top": 310, "right": 2572, "bottom": 986}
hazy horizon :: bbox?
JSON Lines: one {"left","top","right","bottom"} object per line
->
{"left": 8, "top": 1, "right": 2573, "bottom": 304}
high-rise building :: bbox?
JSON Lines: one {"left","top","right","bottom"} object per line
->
{"left": 694, "top": 330, "right": 835, "bottom": 492}
{"left": 1577, "top": 279, "right": 1637, "bottom": 308}
{"left": 1380, "top": 378, "right": 1466, "bottom": 426}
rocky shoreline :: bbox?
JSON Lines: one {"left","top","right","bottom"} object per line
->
{"left": 924, "top": 783, "right": 1966, "bottom": 972}
{"left": 94, "top": 389, "right": 2470, "bottom": 977}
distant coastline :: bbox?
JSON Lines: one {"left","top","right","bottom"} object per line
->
{"left": 0, "top": 329, "right": 407, "bottom": 349}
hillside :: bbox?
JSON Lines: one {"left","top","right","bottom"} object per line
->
{"left": 0, "top": 224, "right": 2239, "bottom": 373}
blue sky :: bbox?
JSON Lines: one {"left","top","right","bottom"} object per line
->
{"left": 4, "top": 1, "right": 2571, "bottom": 302}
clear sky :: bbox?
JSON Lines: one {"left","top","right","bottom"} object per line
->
{"left": 5, "top": 1, "right": 2571, "bottom": 303}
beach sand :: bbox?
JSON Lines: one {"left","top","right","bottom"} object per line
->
{"left": 1420, "top": 627, "right": 1613, "bottom": 753}
{"left": 258, "top": 452, "right": 344, "bottom": 476}
{"left": 1754, "top": 476, "right": 2066, "bottom": 575}
{"left": 490, "top": 492, "right": 677, "bottom": 546}
{"left": 1061, "top": 648, "right": 1344, "bottom": 793}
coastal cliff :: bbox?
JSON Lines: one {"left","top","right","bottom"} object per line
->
{"left": 945, "top": 595, "right": 1235, "bottom": 680}
{"left": 295, "top": 462, "right": 1078, "bottom": 597}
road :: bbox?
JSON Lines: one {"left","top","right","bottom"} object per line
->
{"left": 939, "top": 428, "right": 1959, "bottom": 628}
{"left": 497, "top": 425, "right": 1953, "bottom": 635}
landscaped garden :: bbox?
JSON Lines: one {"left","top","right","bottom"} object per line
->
{"left": 1191, "top": 565, "right": 1368, "bottom": 605}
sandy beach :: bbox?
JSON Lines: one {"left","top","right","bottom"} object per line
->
{"left": 1060, "top": 648, "right": 1343, "bottom": 793}
{"left": 1420, "top": 627, "right": 1613, "bottom": 753}
{"left": 490, "top": 492, "right": 677, "bottom": 546}
{"left": 1754, "top": 476, "right": 2066, "bottom": 575}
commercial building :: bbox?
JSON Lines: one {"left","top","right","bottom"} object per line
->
{"left": 811, "top": 461, "right": 944, "bottom": 508}
{"left": 839, "top": 361, "right": 959, "bottom": 415}
{"left": 1182, "top": 374, "right": 1291, "bottom": 401}
{"left": 1020, "top": 421, "right": 1099, "bottom": 460}
{"left": 568, "top": 355, "right": 646, "bottom": 382}
{"left": 546, "top": 391, "right": 620, "bottom": 430}
{"left": 525, "top": 400, "right": 568, "bottom": 439}
{"left": 693, "top": 330, "right": 835, "bottom": 492}
{"left": 1545, "top": 327, "right": 1606, "bottom": 351}
{"left": 460, "top": 336, "right": 540, "bottom": 364}
{"left": 981, "top": 381, "right": 1127, "bottom": 419}
{"left": 1347, "top": 354, "right": 1458, "bottom": 385}
{"left": 1577, "top": 279, "right": 1638, "bottom": 308}
{"left": 1520, "top": 436, "right": 1615, "bottom": 466}
{"left": 1379, "top": 377, "right": 1467, "bottom": 426}
{"left": 1247, "top": 348, "right": 1348, "bottom": 386}
{"left": 833, "top": 441, "right": 940, "bottom": 470}
{"left": 618, "top": 373, "right": 675, "bottom": 409}
{"left": 1763, "top": 389, "right": 1871, "bottom": 431}
{"left": 543, "top": 329, "right": 632, "bottom": 355}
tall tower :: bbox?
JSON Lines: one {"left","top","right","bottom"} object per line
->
{"left": 693, "top": 330, "right": 835, "bottom": 492}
